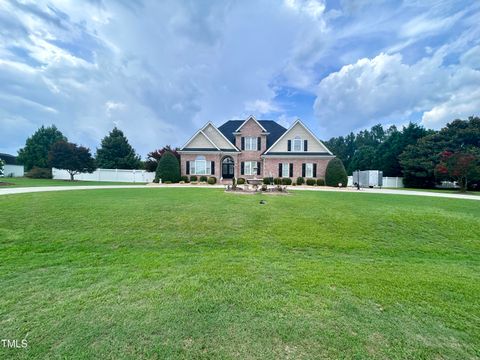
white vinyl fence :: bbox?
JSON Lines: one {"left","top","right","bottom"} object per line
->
{"left": 2, "top": 164, "right": 25, "bottom": 177}
{"left": 53, "top": 168, "right": 155, "bottom": 183}
{"left": 347, "top": 176, "right": 404, "bottom": 188}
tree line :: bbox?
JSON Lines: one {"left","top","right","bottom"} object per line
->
{"left": 16, "top": 125, "right": 178, "bottom": 181}
{"left": 324, "top": 116, "right": 480, "bottom": 191}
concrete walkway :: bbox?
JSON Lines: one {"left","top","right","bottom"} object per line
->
{"left": 0, "top": 183, "right": 479, "bottom": 201}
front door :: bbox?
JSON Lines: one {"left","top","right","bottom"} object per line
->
{"left": 222, "top": 157, "right": 234, "bottom": 179}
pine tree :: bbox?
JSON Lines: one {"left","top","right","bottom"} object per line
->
{"left": 17, "top": 125, "right": 67, "bottom": 171}
{"left": 96, "top": 127, "right": 141, "bottom": 169}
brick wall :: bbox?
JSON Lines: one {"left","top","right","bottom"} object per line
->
{"left": 180, "top": 153, "right": 240, "bottom": 179}
{"left": 235, "top": 119, "right": 267, "bottom": 179}
{"left": 263, "top": 158, "right": 331, "bottom": 179}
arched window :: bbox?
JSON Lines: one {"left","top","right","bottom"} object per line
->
{"left": 293, "top": 136, "right": 302, "bottom": 151}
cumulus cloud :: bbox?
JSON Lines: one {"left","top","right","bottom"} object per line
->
{"left": 314, "top": 46, "right": 480, "bottom": 135}
{"left": 0, "top": 0, "right": 479, "bottom": 156}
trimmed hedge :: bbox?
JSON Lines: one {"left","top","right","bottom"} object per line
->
{"left": 281, "top": 178, "right": 292, "bottom": 185}
{"left": 155, "top": 151, "right": 180, "bottom": 183}
{"left": 316, "top": 178, "right": 325, "bottom": 186}
{"left": 237, "top": 177, "right": 245, "bottom": 185}
{"left": 26, "top": 167, "right": 52, "bottom": 179}
{"left": 296, "top": 177, "right": 305, "bottom": 185}
{"left": 189, "top": 175, "right": 198, "bottom": 182}
{"left": 181, "top": 175, "right": 189, "bottom": 183}
{"left": 325, "top": 158, "right": 348, "bottom": 187}
{"left": 207, "top": 177, "right": 216, "bottom": 184}
{"left": 273, "top": 177, "right": 282, "bottom": 185}
{"left": 263, "top": 177, "right": 272, "bottom": 185}
{"left": 199, "top": 176, "right": 208, "bottom": 182}
{"left": 306, "top": 178, "right": 316, "bottom": 186}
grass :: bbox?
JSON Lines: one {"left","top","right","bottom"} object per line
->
{"left": 0, "top": 177, "right": 146, "bottom": 187}
{"left": 388, "top": 187, "right": 480, "bottom": 196}
{"left": 0, "top": 188, "right": 479, "bottom": 359}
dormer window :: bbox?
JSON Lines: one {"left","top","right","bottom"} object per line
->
{"left": 293, "top": 136, "right": 302, "bottom": 151}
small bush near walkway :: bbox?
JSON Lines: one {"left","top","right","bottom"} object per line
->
{"left": 207, "top": 177, "right": 216, "bottom": 184}
{"left": 306, "top": 178, "right": 316, "bottom": 186}
{"left": 26, "top": 167, "right": 52, "bottom": 179}
{"left": 317, "top": 178, "right": 325, "bottom": 186}
{"left": 296, "top": 177, "right": 305, "bottom": 185}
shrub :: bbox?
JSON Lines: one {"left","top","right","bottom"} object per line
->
{"left": 199, "top": 175, "right": 208, "bottom": 182}
{"left": 237, "top": 177, "right": 245, "bottom": 184}
{"left": 263, "top": 177, "right": 271, "bottom": 185}
{"left": 282, "top": 178, "right": 292, "bottom": 185}
{"left": 306, "top": 178, "right": 316, "bottom": 186}
{"left": 316, "top": 178, "right": 325, "bottom": 186}
{"left": 325, "top": 158, "right": 348, "bottom": 187}
{"left": 26, "top": 167, "right": 52, "bottom": 179}
{"left": 164, "top": 180, "right": 172, "bottom": 184}
{"left": 181, "top": 175, "right": 189, "bottom": 183}
{"left": 190, "top": 175, "right": 198, "bottom": 182}
{"left": 273, "top": 177, "right": 282, "bottom": 185}
{"left": 261, "top": 184, "right": 268, "bottom": 191}
{"left": 207, "top": 177, "right": 216, "bottom": 184}
{"left": 155, "top": 151, "right": 180, "bottom": 183}
{"left": 296, "top": 177, "right": 305, "bottom": 185}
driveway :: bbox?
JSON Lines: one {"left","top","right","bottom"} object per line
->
{"left": 0, "top": 184, "right": 479, "bottom": 201}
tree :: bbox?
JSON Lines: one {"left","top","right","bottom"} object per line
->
{"left": 325, "top": 158, "right": 348, "bottom": 187}
{"left": 17, "top": 125, "right": 67, "bottom": 171}
{"left": 155, "top": 151, "right": 181, "bottom": 183}
{"left": 435, "top": 150, "right": 480, "bottom": 192}
{"left": 145, "top": 145, "right": 180, "bottom": 172}
{"left": 400, "top": 117, "right": 480, "bottom": 188}
{"left": 349, "top": 145, "right": 377, "bottom": 172}
{"left": 0, "top": 159, "right": 4, "bottom": 177}
{"left": 49, "top": 141, "right": 96, "bottom": 181}
{"left": 375, "top": 123, "right": 431, "bottom": 176}
{"left": 96, "top": 127, "right": 141, "bottom": 169}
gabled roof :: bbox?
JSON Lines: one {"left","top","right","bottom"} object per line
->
{"left": 235, "top": 115, "right": 267, "bottom": 132}
{"left": 218, "top": 120, "right": 287, "bottom": 149}
{"left": 180, "top": 122, "right": 239, "bottom": 152}
{"left": 264, "top": 119, "right": 333, "bottom": 155}
{"left": 180, "top": 128, "right": 219, "bottom": 151}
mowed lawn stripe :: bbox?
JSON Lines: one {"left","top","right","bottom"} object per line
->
{"left": 0, "top": 188, "right": 479, "bottom": 359}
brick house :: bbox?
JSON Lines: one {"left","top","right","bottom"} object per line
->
{"left": 178, "top": 116, "right": 335, "bottom": 182}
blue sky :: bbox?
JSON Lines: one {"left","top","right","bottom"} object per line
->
{"left": 1, "top": 0, "right": 479, "bottom": 157}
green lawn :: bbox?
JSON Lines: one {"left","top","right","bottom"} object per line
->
{"left": 0, "top": 177, "right": 146, "bottom": 187}
{"left": 0, "top": 188, "right": 479, "bottom": 359}
{"left": 391, "top": 187, "right": 480, "bottom": 196}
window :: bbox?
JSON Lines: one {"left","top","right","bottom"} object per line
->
{"left": 244, "top": 161, "right": 258, "bottom": 175}
{"left": 191, "top": 156, "right": 211, "bottom": 175}
{"left": 282, "top": 163, "right": 289, "bottom": 177}
{"left": 244, "top": 137, "right": 258, "bottom": 151}
{"left": 306, "top": 163, "right": 313, "bottom": 178}
{"left": 293, "top": 136, "right": 302, "bottom": 151}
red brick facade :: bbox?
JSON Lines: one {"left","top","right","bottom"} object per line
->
{"left": 179, "top": 117, "right": 334, "bottom": 181}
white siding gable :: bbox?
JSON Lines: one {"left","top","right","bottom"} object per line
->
{"left": 202, "top": 124, "right": 236, "bottom": 150}
{"left": 266, "top": 121, "right": 331, "bottom": 154}
{"left": 183, "top": 131, "right": 218, "bottom": 149}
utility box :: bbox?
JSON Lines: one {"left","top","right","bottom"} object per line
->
{"left": 352, "top": 170, "right": 383, "bottom": 188}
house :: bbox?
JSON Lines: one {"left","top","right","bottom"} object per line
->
{"left": 178, "top": 116, "right": 335, "bottom": 182}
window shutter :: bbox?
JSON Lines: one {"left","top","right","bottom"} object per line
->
{"left": 313, "top": 163, "right": 317, "bottom": 177}
{"left": 257, "top": 137, "right": 261, "bottom": 151}
{"left": 289, "top": 163, "right": 293, "bottom": 177}
{"left": 211, "top": 161, "right": 215, "bottom": 175}
{"left": 302, "top": 163, "right": 306, "bottom": 177}
{"left": 287, "top": 140, "right": 291, "bottom": 151}
{"left": 241, "top": 137, "right": 245, "bottom": 150}
{"left": 186, "top": 161, "right": 190, "bottom": 175}
{"left": 278, "top": 163, "right": 282, "bottom": 177}
{"left": 257, "top": 162, "right": 261, "bottom": 175}
{"left": 241, "top": 161, "right": 245, "bottom": 175}
{"left": 304, "top": 140, "right": 308, "bottom": 151}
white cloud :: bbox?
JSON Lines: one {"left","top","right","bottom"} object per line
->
{"left": 313, "top": 49, "right": 480, "bottom": 135}
{"left": 244, "top": 100, "right": 281, "bottom": 115}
